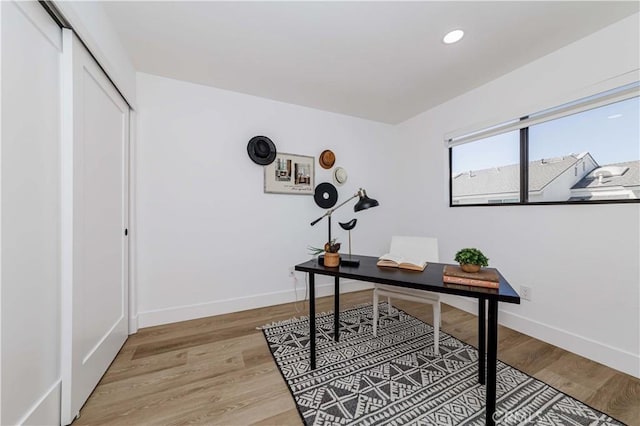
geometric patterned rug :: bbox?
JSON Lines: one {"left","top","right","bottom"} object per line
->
{"left": 261, "top": 304, "right": 624, "bottom": 426}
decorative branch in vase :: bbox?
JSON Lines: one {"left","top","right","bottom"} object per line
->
{"left": 308, "top": 239, "right": 341, "bottom": 267}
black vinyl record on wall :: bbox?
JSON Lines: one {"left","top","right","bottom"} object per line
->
{"left": 314, "top": 182, "right": 338, "bottom": 209}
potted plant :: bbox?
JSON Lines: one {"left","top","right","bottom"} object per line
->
{"left": 308, "top": 239, "right": 341, "bottom": 267}
{"left": 454, "top": 248, "right": 489, "bottom": 273}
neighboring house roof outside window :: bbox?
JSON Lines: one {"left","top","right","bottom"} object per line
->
{"left": 571, "top": 160, "right": 640, "bottom": 190}
{"left": 452, "top": 163, "right": 519, "bottom": 197}
{"left": 453, "top": 154, "right": 587, "bottom": 197}
{"left": 453, "top": 152, "right": 639, "bottom": 202}
{"left": 529, "top": 154, "right": 593, "bottom": 193}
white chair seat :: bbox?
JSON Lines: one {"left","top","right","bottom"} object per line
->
{"left": 376, "top": 284, "right": 440, "bottom": 302}
{"left": 373, "top": 236, "right": 441, "bottom": 355}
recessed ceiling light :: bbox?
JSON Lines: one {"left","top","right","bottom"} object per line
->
{"left": 443, "top": 29, "right": 464, "bottom": 44}
{"left": 607, "top": 114, "right": 622, "bottom": 119}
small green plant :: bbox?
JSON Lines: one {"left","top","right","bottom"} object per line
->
{"left": 454, "top": 248, "right": 489, "bottom": 267}
{"left": 308, "top": 239, "right": 341, "bottom": 255}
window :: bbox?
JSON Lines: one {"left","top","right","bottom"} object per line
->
{"left": 451, "top": 131, "right": 520, "bottom": 205}
{"left": 448, "top": 84, "right": 639, "bottom": 206}
{"left": 528, "top": 97, "right": 639, "bottom": 202}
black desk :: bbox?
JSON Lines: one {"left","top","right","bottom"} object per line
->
{"left": 295, "top": 254, "right": 520, "bottom": 426}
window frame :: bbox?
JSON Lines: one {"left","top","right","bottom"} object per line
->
{"left": 448, "top": 87, "right": 640, "bottom": 207}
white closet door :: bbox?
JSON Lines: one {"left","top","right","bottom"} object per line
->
{"left": 1, "top": 1, "right": 62, "bottom": 424}
{"left": 61, "top": 29, "right": 129, "bottom": 425}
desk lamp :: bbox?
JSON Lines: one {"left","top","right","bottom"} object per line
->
{"left": 310, "top": 188, "right": 379, "bottom": 267}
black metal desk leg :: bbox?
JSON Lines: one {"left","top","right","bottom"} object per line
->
{"left": 334, "top": 276, "right": 340, "bottom": 342}
{"left": 478, "top": 298, "right": 486, "bottom": 385}
{"left": 486, "top": 300, "right": 499, "bottom": 426}
{"left": 309, "top": 273, "right": 316, "bottom": 370}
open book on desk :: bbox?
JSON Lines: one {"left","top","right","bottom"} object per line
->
{"left": 377, "top": 253, "right": 427, "bottom": 271}
{"left": 376, "top": 236, "right": 434, "bottom": 272}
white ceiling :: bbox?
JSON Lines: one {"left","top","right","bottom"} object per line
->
{"left": 103, "top": 1, "right": 639, "bottom": 124}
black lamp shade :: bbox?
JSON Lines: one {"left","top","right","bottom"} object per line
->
{"left": 354, "top": 195, "right": 379, "bottom": 212}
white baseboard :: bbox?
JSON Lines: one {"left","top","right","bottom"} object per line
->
{"left": 441, "top": 295, "right": 640, "bottom": 379}
{"left": 138, "top": 279, "right": 374, "bottom": 328}
{"left": 128, "top": 314, "right": 139, "bottom": 335}
{"left": 138, "top": 285, "right": 639, "bottom": 378}
{"left": 16, "top": 379, "right": 61, "bottom": 426}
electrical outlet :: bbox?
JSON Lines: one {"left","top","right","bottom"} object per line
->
{"left": 288, "top": 267, "right": 295, "bottom": 277}
{"left": 520, "top": 285, "right": 532, "bottom": 301}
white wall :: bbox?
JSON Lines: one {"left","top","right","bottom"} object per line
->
{"left": 135, "top": 73, "right": 400, "bottom": 327}
{"left": 53, "top": 0, "right": 136, "bottom": 108}
{"left": 1, "top": 2, "right": 62, "bottom": 424}
{"left": 397, "top": 14, "right": 640, "bottom": 377}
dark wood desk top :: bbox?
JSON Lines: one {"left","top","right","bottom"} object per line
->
{"left": 295, "top": 255, "right": 520, "bottom": 304}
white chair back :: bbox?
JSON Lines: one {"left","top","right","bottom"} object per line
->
{"left": 389, "top": 236, "right": 439, "bottom": 263}
{"left": 373, "top": 236, "right": 442, "bottom": 353}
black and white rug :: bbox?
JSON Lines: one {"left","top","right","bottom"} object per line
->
{"left": 261, "top": 304, "right": 623, "bottom": 426}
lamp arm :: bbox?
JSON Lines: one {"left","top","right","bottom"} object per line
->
{"left": 310, "top": 215, "right": 325, "bottom": 226}
{"left": 310, "top": 191, "right": 359, "bottom": 226}
{"left": 329, "top": 192, "right": 359, "bottom": 214}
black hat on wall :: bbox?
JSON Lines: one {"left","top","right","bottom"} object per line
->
{"left": 247, "top": 136, "right": 277, "bottom": 165}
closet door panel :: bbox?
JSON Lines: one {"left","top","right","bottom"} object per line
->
{"left": 1, "top": 1, "right": 62, "bottom": 424}
{"left": 61, "top": 30, "right": 129, "bottom": 424}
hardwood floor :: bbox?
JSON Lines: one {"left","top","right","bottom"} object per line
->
{"left": 75, "top": 291, "right": 640, "bottom": 425}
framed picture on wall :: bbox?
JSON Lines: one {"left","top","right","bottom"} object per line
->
{"left": 264, "top": 153, "right": 315, "bottom": 195}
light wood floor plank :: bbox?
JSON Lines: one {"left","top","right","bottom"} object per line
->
{"left": 74, "top": 290, "right": 640, "bottom": 425}
{"left": 251, "top": 408, "right": 301, "bottom": 426}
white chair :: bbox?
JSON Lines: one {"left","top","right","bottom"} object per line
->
{"left": 372, "top": 236, "right": 441, "bottom": 354}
